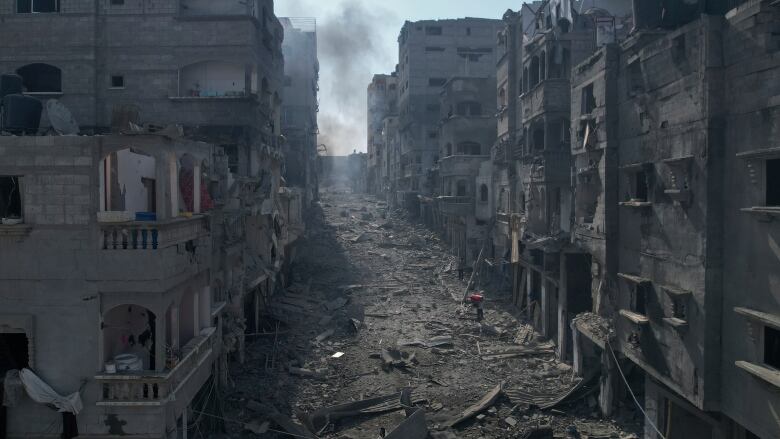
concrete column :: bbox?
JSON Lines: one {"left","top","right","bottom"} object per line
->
{"left": 541, "top": 280, "right": 549, "bottom": 336}
{"left": 155, "top": 314, "right": 166, "bottom": 372}
{"left": 599, "top": 348, "right": 615, "bottom": 417}
{"left": 170, "top": 306, "right": 180, "bottom": 350}
{"left": 572, "top": 326, "right": 583, "bottom": 376}
{"left": 193, "top": 164, "right": 201, "bottom": 214}
{"left": 559, "top": 253, "right": 569, "bottom": 361}
{"left": 192, "top": 291, "right": 200, "bottom": 336}
{"left": 199, "top": 286, "right": 211, "bottom": 329}
{"left": 169, "top": 154, "right": 179, "bottom": 217}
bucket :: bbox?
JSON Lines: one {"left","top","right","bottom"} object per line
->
{"left": 104, "top": 361, "right": 116, "bottom": 374}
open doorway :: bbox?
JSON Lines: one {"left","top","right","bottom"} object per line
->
{"left": 565, "top": 253, "right": 593, "bottom": 360}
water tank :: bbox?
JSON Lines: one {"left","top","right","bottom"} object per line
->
{"left": 1, "top": 94, "right": 42, "bottom": 134}
{"left": 113, "top": 353, "right": 143, "bottom": 372}
{"left": 0, "top": 74, "right": 23, "bottom": 99}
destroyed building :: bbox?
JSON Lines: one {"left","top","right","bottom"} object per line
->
{"left": 370, "top": 0, "right": 780, "bottom": 438}
{"left": 0, "top": 1, "right": 316, "bottom": 437}
{"left": 394, "top": 18, "right": 504, "bottom": 212}
{"left": 367, "top": 73, "right": 399, "bottom": 196}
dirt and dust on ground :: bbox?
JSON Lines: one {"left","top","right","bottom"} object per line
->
{"left": 213, "top": 192, "right": 644, "bottom": 439}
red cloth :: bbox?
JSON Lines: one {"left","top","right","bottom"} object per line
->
{"left": 179, "top": 169, "right": 213, "bottom": 212}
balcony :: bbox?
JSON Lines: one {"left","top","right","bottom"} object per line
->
{"left": 521, "top": 79, "right": 570, "bottom": 123}
{"left": 438, "top": 196, "right": 474, "bottom": 217}
{"left": 439, "top": 155, "right": 489, "bottom": 178}
{"left": 100, "top": 216, "right": 209, "bottom": 251}
{"left": 95, "top": 327, "right": 220, "bottom": 406}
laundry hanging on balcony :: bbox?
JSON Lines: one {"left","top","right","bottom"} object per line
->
{"left": 18, "top": 368, "right": 83, "bottom": 414}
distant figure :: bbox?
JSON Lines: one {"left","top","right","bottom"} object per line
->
{"left": 469, "top": 292, "right": 484, "bottom": 321}
{"left": 457, "top": 256, "right": 466, "bottom": 281}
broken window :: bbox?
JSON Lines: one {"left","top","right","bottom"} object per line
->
{"left": 425, "top": 26, "right": 442, "bottom": 36}
{"left": 111, "top": 75, "right": 125, "bottom": 88}
{"left": 16, "top": 63, "right": 62, "bottom": 93}
{"left": 581, "top": 84, "right": 596, "bottom": 115}
{"left": 627, "top": 60, "right": 644, "bottom": 96}
{"left": 672, "top": 296, "right": 687, "bottom": 320}
{"left": 455, "top": 101, "right": 481, "bottom": 116}
{"left": 428, "top": 78, "right": 446, "bottom": 87}
{"left": 634, "top": 170, "right": 649, "bottom": 202}
{"left": 529, "top": 57, "right": 540, "bottom": 87}
{"left": 765, "top": 326, "right": 780, "bottom": 369}
{"left": 633, "top": 285, "right": 647, "bottom": 315}
{"left": 0, "top": 176, "right": 23, "bottom": 221}
{"left": 16, "top": 0, "right": 58, "bottom": 13}
{"left": 532, "top": 126, "right": 545, "bottom": 151}
{"left": 456, "top": 180, "right": 467, "bottom": 197}
{"left": 480, "top": 184, "right": 488, "bottom": 202}
{"left": 0, "top": 333, "right": 30, "bottom": 371}
{"left": 766, "top": 159, "right": 780, "bottom": 206}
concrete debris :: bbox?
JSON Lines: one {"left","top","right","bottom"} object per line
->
{"left": 243, "top": 420, "right": 269, "bottom": 434}
{"left": 446, "top": 382, "right": 504, "bottom": 428}
{"left": 314, "top": 329, "right": 334, "bottom": 343}
{"left": 504, "top": 416, "right": 518, "bottom": 427}
{"left": 385, "top": 408, "right": 428, "bottom": 439}
{"left": 379, "top": 347, "right": 418, "bottom": 370}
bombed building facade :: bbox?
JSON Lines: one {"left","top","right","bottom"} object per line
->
{"left": 372, "top": 1, "right": 780, "bottom": 438}
{"left": 0, "top": 1, "right": 318, "bottom": 437}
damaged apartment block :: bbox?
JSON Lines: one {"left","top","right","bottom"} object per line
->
{"left": 371, "top": 0, "right": 780, "bottom": 438}
{"left": 0, "top": 1, "right": 318, "bottom": 438}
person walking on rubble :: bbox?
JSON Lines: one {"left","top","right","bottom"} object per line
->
{"left": 457, "top": 255, "right": 466, "bottom": 281}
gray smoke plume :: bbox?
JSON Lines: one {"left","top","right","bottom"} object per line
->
{"left": 282, "top": 0, "right": 398, "bottom": 156}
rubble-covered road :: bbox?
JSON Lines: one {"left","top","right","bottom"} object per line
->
{"left": 220, "top": 192, "right": 643, "bottom": 439}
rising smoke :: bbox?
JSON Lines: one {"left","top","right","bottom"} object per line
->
{"left": 281, "top": 0, "right": 398, "bottom": 156}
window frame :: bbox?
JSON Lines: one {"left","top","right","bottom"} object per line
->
{"left": 16, "top": 0, "right": 59, "bottom": 13}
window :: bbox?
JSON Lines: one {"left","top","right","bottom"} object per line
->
{"left": 110, "top": 75, "right": 125, "bottom": 88}
{"left": 672, "top": 296, "right": 687, "bottom": 320}
{"left": 457, "top": 142, "right": 481, "bottom": 155}
{"left": 633, "top": 285, "right": 647, "bottom": 315}
{"left": 634, "top": 170, "right": 649, "bottom": 202}
{"left": 17, "top": 0, "right": 58, "bottom": 13}
{"left": 480, "top": 184, "right": 488, "bottom": 202}
{"left": 0, "top": 333, "right": 30, "bottom": 371}
{"left": 223, "top": 144, "right": 239, "bottom": 174}
{"left": 456, "top": 101, "right": 482, "bottom": 116}
{"left": 428, "top": 78, "right": 447, "bottom": 87}
{"left": 425, "top": 26, "right": 442, "bottom": 36}
{"left": 466, "top": 27, "right": 471, "bottom": 36}
{"left": 111, "top": 0, "right": 125, "bottom": 4}
{"left": 425, "top": 47, "right": 445, "bottom": 52}
{"left": 765, "top": 326, "right": 780, "bottom": 369}
{"left": 766, "top": 159, "right": 780, "bottom": 206}
{"left": 16, "top": 63, "right": 61, "bottom": 93}
{"left": 468, "top": 54, "right": 480, "bottom": 62}
{"left": 0, "top": 176, "right": 23, "bottom": 221}
{"left": 456, "top": 180, "right": 467, "bottom": 197}
{"left": 627, "top": 60, "right": 644, "bottom": 96}
{"left": 582, "top": 84, "right": 596, "bottom": 115}
{"left": 428, "top": 131, "right": 437, "bottom": 139}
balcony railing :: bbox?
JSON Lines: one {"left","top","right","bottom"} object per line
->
{"left": 95, "top": 327, "right": 219, "bottom": 406}
{"left": 520, "top": 79, "right": 570, "bottom": 123}
{"left": 100, "top": 216, "right": 209, "bottom": 250}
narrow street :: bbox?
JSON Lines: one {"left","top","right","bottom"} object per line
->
{"left": 221, "top": 192, "right": 643, "bottom": 439}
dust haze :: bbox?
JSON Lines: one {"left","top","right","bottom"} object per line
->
{"left": 283, "top": 0, "right": 398, "bottom": 156}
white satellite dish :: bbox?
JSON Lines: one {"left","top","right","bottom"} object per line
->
{"left": 46, "top": 99, "right": 79, "bottom": 135}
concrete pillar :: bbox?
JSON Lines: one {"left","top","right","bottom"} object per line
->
{"left": 559, "top": 253, "right": 569, "bottom": 361}
{"left": 193, "top": 164, "right": 201, "bottom": 214}
{"left": 541, "top": 280, "right": 549, "bottom": 336}
{"left": 192, "top": 291, "right": 200, "bottom": 336}
{"left": 155, "top": 313, "right": 166, "bottom": 372}
{"left": 170, "top": 306, "right": 180, "bottom": 350}
{"left": 572, "top": 326, "right": 583, "bottom": 376}
{"left": 199, "top": 286, "right": 211, "bottom": 329}
{"left": 169, "top": 154, "right": 179, "bottom": 217}
{"left": 599, "top": 348, "right": 615, "bottom": 417}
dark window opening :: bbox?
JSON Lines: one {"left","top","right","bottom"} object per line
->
{"left": 223, "top": 144, "right": 239, "bottom": 174}
{"left": 628, "top": 61, "right": 644, "bottom": 96}
{"left": 455, "top": 101, "right": 482, "bottom": 116}
{"left": 428, "top": 131, "right": 437, "bottom": 139}
{"left": 425, "top": 46, "right": 445, "bottom": 52}
{"left": 0, "top": 333, "right": 30, "bottom": 373}
{"left": 582, "top": 84, "right": 596, "bottom": 114}
{"left": 468, "top": 54, "right": 480, "bottom": 62}
{"left": 111, "top": 0, "right": 125, "bottom": 5}
{"left": 425, "top": 26, "right": 442, "bottom": 36}
{"left": 532, "top": 127, "right": 545, "bottom": 151}
{"left": 765, "top": 326, "right": 780, "bottom": 369}
{"left": 633, "top": 285, "right": 647, "bottom": 315}
{"left": 466, "top": 27, "right": 471, "bottom": 36}
{"left": 17, "top": 0, "right": 58, "bottom": 13}
{"left": 766, "top": 159, "right": 780, "bottom": 206}
{"left": 16, "top": 63, "right": 62, "bottom": 93}
{"left": 428, "top": 78, "right": 447, "bottom": 87}
{"left": 0, "top": 176, "right": 22, "bottom": 220}
{"left": 480, "top": 184, "right": 488, "bottom": 202}
{"left": 634, "top": 171, "right": 649, "bottom": 202}
{"left": 672, "top": 297, "right": 687, "bottom": 320}
{"left": 456, "top": 180, "right": 467, "bottom": 197}
{"left": 111, "top": 75, "right": 124, "bottom": 88}
{"left": 457, "top": 142, "right": 481, "bottom": 155}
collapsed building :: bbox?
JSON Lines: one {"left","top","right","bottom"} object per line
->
{"left": 0, "top": 1, "right": 318, "bottom": 437}
{"left": 371, "top": 0, "right": 780, "bottom": 438}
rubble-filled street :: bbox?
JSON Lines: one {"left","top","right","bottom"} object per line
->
{"left": 221, "top": 192, "right": 642, "bottom": 438}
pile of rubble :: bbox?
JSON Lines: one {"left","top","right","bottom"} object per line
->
{"left": 214, "top": 193, "right": 642, "bottom": 438}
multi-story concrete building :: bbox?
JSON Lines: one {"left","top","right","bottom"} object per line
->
{"left": 436, "top": 77, "right": 496, "bottom": 266}
{"left": 367, "top": 73, "right": 398, "bottom": 197}
{"left": 281, "top": 17, "right": 319, "bottom": 208}
{"left": 568, "top": 1, "right": 780, "bottom": 438}
{"left": 0, "top": 1, "right": 309, "bottom": 437}
{"left": 395, "top": 18, "right": 503, "bottom": 210}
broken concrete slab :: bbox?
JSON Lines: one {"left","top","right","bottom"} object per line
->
{"left": 244, "top": 420, "right": 269, "bottom": 434}
{"left": 380, "top": 348, "right": 418, "bottom": 370}
{"left": 446, "top": 382, "right": 504, "bottom": 428}
{"left": 385, "top": 408, "right": 428, "bottom": 439}
{"left": 314, "top": 328, "right": 335, "bottom": 343}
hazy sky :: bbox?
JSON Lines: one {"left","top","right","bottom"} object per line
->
{"left": 276, "top": 0, "right": 522, "bottom": 155}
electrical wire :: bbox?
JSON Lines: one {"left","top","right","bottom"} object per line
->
{"left": 606, "top": 341, "right": 667, "bottom": 439}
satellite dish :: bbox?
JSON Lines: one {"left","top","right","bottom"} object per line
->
{"left": 46, "top": 99, "right": 79, "bottom": 135}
